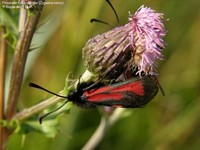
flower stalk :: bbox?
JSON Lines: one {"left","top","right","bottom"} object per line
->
{"left": 1, "top": 0, "right": 46, "bottom": 149}
{"left": 82, "top": 109, "right": 126, "bottom": 150}
{"left": 6, "top": 0, "right": 46, "bottom": 120}
{"left": 0, "top": 25, "right": 8, "bottom": 150}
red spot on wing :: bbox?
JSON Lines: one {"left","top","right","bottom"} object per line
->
{"left": 85, "top": 86, "right": 111, "bottom": 96}
{"left": 85, "top": 92, "right": 124, "bottom": 102}
{"left": 110, "top": 81, "right": 144, "bottom": 96}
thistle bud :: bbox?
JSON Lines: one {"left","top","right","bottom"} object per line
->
{"left": 82, "top": 5, "right": 166, "bottom": 79}
{"left": 83, "top": 26, "right": 133, "bottom": 79}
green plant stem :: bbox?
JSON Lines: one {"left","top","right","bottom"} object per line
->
{"left": 6, "top": 1, "right": 45, "bottom": 120}
{"left": 13, "top": 94, "right": 63, "bottom": 121}
{"left": 0, "top": 26, "right": 7, "bottom": 150}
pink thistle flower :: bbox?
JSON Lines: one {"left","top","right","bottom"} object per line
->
{"left": 82, "top": 5, "right": 166, "bottom": 79}
{"left": 128, "top": 5, "right": 166, "bottom": 75}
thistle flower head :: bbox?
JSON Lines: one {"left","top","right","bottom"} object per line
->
{"left": 82, "top": 5, "right": 166, "bottom": 79}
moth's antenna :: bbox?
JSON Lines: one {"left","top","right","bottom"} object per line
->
{"left": 90, "top": 19, "right": 111, "bottom": 26}
{"left": 39, "top": 100, "right": 69, "bottom": 124}
{"left": 29, "top": 83, "right": 68, "bottom": 99}
{"left": 29, "top": 82, "right": 69, "bottom": 123}
{"left": 105, "top": 0, "right": 119, "bottom": 23}
{"left": 90, "top": 0, "right": 119, "bottom": 25}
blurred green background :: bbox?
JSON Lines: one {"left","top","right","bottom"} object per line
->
{"left": 4, "top": 0, "right": 200, "bottom": 149}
